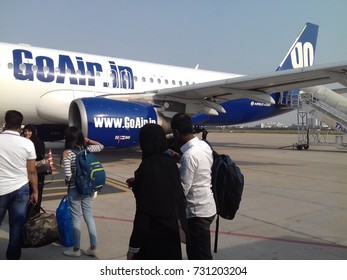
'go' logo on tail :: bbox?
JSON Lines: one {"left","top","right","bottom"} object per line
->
{"left": 290, "top": 42, "right": 314, "bottom": 68}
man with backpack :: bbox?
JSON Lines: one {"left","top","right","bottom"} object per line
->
{"left": 170, "top": 113, "right": 216, "bottom": 260}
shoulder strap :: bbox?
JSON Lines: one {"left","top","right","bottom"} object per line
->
{"left": 214, "top": 214, "right": 220, "bottom": 253}
{"left": 202, "top": 139, "right": 212, "bottom": 149}
{"left": 203, "top": 139, "right": 220, "bottom": 253}
{"left": 202, "top": 139, "right": 216, "bottom": 156}
{"left": 70, "top": 145, "right": 87, "bottom": 154}
{"left": 204, "top": 139, "right": 220, "bottom": 253}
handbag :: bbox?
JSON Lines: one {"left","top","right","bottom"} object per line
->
{"left": 56, "top": 195, "right": 73, "bottom": 247}
{"left": 22, "top": 206, "right": 60, "bottom": 248}
{"left": 36, "top": 159, "right": 52, "bottom": 175}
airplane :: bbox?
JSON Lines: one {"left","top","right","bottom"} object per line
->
{"left": 1, "top": 22, "right": 347, "bottom": 148}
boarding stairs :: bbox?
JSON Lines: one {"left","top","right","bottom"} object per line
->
{"left": 280, "top": 87, "right": 347, "bottom": 149}
{"left": 301, "top": 94, "right": 347, "bottom": 134}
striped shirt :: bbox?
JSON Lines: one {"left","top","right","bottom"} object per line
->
{"left": 63, "top": 144, "right": 104, "bottom": 188}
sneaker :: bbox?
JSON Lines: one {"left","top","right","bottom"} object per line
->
{"left": 64, "top": 249, "right": 81, "bottom": 257}
{"left": 84, "top": 247, "right": 98, "bottom": 257}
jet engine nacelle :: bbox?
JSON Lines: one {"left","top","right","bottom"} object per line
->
{"left": 69, "top": 98, "right": 167, "bottom": 148}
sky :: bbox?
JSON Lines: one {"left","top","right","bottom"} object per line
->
{"left": 1, "top": 0, "right": 347, "bottom": 126}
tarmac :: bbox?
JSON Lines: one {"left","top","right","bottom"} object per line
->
{"left": 1, "top": 132, "right": 347, "bottom": 260}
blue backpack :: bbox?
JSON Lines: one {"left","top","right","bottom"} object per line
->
{"left": 72, "top": 148, "right": 106, "bottom": 195}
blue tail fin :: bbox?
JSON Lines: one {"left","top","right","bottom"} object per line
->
{"left": 277, "top": 22, "right": 319, "bottom": 71}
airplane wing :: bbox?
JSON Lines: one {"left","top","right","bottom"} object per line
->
{"left": 333, "top": 88, "right": 347, "bottom": 94}
{"left": 153, "top": 61, "right": 347, "bottom": 105}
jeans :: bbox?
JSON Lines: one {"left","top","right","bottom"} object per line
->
{"left": 186, "top": 215, "right": 215, "bottom": 260}
{"left": 68, "top": 187, "right": 97, "bottom": 249}
{"left": 0, "top": 183, "right": 29, "bottom": 260}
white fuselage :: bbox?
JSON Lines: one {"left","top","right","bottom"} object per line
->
{"left": 0, "top": 42, "right": 241, "bottom": 124}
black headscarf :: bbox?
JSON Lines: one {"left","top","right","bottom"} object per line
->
{"left": 139, "top": 123, "right": 167, "bottom": 159}
{"left": 23, "top": 124, "right": 45, "bottom": 160}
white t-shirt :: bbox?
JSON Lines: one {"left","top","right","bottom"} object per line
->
{"left": 180, "top": 136, "right": 217, "bottom": 218}
{"left": 0, "top": 130, "right": 37, "bottom": 195}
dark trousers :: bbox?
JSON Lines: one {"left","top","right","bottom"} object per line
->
{"left": 186, "top": 215, "right": 215, "bottom": 260}
{"left": 28, "top": 174, "right": 45, "bottom": 215}
{"left": 36, "top": 174, "right": 45, "bottom": 208}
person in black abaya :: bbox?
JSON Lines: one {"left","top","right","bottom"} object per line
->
{"left": 126, "top": 123, "right": 188, "bottom": 260}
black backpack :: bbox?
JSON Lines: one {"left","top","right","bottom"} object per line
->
{"left": 204, "top": 140, "right": 244, "bottom": 252}
{"left": 211, "top": 152, "right": 244, "bottom": 220}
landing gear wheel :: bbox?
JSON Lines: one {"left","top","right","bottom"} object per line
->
{"left": 304, "top": 144, "right": 309, "bottom": 150}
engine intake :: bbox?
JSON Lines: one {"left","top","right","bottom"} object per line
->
{"left": 69, "top": 98, "right": 165, "bottom": 148}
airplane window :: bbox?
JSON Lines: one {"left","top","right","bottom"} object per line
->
{"left": 150, "top": 78, "right": 154, "bottom": 83}
{"left": 157, "top": 79, "right": 161, "bottom": 84}
{"left": 19, "top": 64, "right": 26, "bottom": 71}
{"left": 65, "top": 68, "right": 71, "bottom": 74}
{"left": 7, "top": 63, "right": 13, "bottom": 69}
{"left": 134, "top": 76, "right": 138, "bottom": 81}
{"left": 76, "top": 70, "right": 81, "bottom": 75}
{"left": 31, "top": 65, "right": 38, "bottom": 72}
{"left": 142, "top": 77, "right": 146, "bottom": 82}
{"left": 43, "top": 66, "right": 50, "bottom": 72}
{"left": 86, "top": 71, "right": 92, "bottom": 76}
{"left": 55, "top": 68, "right": 60, "bottom": 73}
{"left": 124, "top": 74, "right": 129, "bottom": 81}
{"left": 172, "top": 80, "right": 176, "bottom": 85}
{"left": 165, "top": 79, "right": 168, "bottom": 84}
{"left": 179, "top": 81, "right": 183, "bottom": 86}
{"left": 96, "top": 72, "right": 101, "bottom": 77}
{"left": 186, "top": 82, "right": 189, "bottom": 85}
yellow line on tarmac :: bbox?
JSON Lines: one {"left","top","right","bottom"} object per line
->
{"left": 106, "top": 177, "right": 127, "bottom": 187}
{"left": 43, "top": 177, "right": 130, "bottom": 196}
{"left": 44, "top": 192, "right": 67, "bottom": 198}
{"left": 44, "top": 186, "right": 66, "bottom": 191}
{"left": 44, "top": 179, "right": 64, "bottom": 183}
{"left": 106, "top": 178, "right": 130, "bottom": 192}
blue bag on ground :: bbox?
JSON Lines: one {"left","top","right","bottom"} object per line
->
{"left": 56, "top": 195, "right": 73, "bottom": 247}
